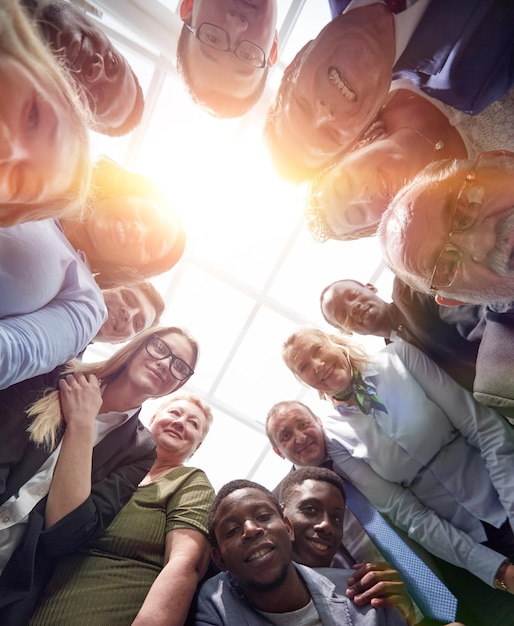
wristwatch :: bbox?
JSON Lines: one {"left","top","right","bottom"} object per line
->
{"left": 493, "top": 560, "right": 510, "bottom": 591}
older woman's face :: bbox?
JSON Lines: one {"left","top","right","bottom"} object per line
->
{"left": 150, "top": 398, "right": 208, "bottom": 463}
{"left": 83, "top": 196, "right": 183, "bottom": 271}
{"left": 0, "top": 56, "right": 81, "bottom": 221}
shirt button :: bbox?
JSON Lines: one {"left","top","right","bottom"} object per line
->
{"left": 2, "top": 516, "right": 10, "bottom": 523}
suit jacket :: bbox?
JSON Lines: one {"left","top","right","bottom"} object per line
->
{"left": 0, "top": 368, "right": 157, "bottom": 625}
{"left": 391, "top": 278, "right": 482, "bottom": 391}
{"left": 195, "top": 562, "right": 407, "bottom": 625}
{"left": 328, "top": 0, "right": 514, "bottom": 114}
{"left": 473, "top": 308, "right": 514, "bottom": 418}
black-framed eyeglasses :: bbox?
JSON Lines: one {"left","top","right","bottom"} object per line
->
{"left": 184, "top": 22, "right": 267, "bottom": 69}
{"left": 145, "top": 334, "right": 194, "bottom": 381}
{"left": 429, "top": 170, "right": 484, "bottom": 292}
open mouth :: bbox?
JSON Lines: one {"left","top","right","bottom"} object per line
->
{"left": 328, "top": 67, "right": 356, "bottom": 102}
{"left": 308, "top": 539, "right": 330, "bottom": 553}
{"left": 245, "top": 546, "right": 273, "bottom": 562}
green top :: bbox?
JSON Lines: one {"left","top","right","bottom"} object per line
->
{"left": 31, "top": 465, "right": 214, "bottom": 625}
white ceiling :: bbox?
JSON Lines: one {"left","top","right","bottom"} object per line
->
{"left": 81, "top": 0, "right": 394, "bottom": 491}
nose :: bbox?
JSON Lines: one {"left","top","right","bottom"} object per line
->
{"left": 242, "top": 519, "right": 263, "bottom": 540}
{"left": 170, "top": 416, "right": 185, "bottom": 431}
{"left": 85, "top": 53, "right": 106, "bottom": 82}
{"left": 120, "top": 306, "right": 135, "bottom": 324}
{"left": 225, "top": 10, "right": 248, "bottom": 42}
{"left": 350, "top": 301, "right": 363, "bottom": 316}
{"left": 314, "top": 513, "right": 334, "bottom": 536}
{"left": 451, "top": 220, "right": 496, "bottom": 263}
{"left": 314, "top": 100, "right": 335, "bottom": 127}
{"left": 312, "top": 357, "right": 325, "bottom": 373}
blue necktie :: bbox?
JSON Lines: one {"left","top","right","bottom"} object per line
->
{"left": 342, "top": 477, "right": 458, "bottom": 623}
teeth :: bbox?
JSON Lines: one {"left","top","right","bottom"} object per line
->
{"left": 329, "top": 67, "right": 356, "bottom": 101}
{"left": 248, "top": 547, "right": 272, "bottom": 561}
{"left": 116, "top": 219, "right": 127, "bottom": 246}
{"left": 309, "top": 540, "right": 329, "bottom": 552}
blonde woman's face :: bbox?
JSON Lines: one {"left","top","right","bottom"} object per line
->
{"left": 125, "top": 331, "right": 195, "bottom": 399}
{"left": 286, "top": 334, "right": 352, "bottom": 396}
{"left": 0, "top": 56, "right": 81, "bottom": 223}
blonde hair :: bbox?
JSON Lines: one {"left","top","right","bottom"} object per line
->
{"left": 282, "top": 327, "right": 372, "bottom": 398}
{"left": 152, "top": 392, "right": 214, "bottom": 435}
{"left": 27, "top": 326, "right": 199, "bottom": 450}
{"left": 0, "top": 0, "right": 90, "bottom": 224}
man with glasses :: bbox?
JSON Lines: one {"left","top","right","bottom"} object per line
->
{"left": 378, "top": 150, "right": 514, "bottom": 415}
{"left": 176, "top": 0, "right": 278, "bottom": 118}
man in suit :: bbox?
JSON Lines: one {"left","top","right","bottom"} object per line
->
{"left": 320, "top": 277, "right": 483, "bottom": 391}
{"left": 265, "top": 0, "right": 514, "bottom": 182}
{"left": 379, "top": 150, "right": 514, "bottom": 416}
{"left": 21, "top": 0, "right": 144, "bottom": 135}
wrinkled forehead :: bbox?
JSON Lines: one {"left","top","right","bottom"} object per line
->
{"left": 271, "top": 404, "right": 317, "bottom": 432}
{"left": 383, "top": 183, "right": 455, "bottom": 282}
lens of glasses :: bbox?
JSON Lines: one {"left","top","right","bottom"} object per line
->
{"left": 236, "top": 41, "right": 265, "bottom": 68}
{"left": 198, "top": 23, "right": 227, "bottom": 50}
{"left": 170, "top": 360, "right": 191, "bottom": 381}
{"left": 431, "top": 247, "right": 462, "bottom": 290}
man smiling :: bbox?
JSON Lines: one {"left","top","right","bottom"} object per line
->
{"left": 266, "top": 0, "right": 514, "bottom": 181}
{"left": 379, "top": 151, "right": 514, "bottom": 306}
{"left": 176, "top": 0, "right": 278, "bottom": 118}
{"left": 196, "top": 479, "right": 407, "bottom": 625}
{"left": 22, "top": 0, "right": 144, "bottom": 135}
{"left": 279, "top": 467, "right": 416, "bottom": 623}
{"left": 94, "top": 283, "right": 164, "bottom": 344}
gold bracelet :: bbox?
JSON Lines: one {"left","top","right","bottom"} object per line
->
{"left": 493, "top": 561, "right": 510, "bottom": 591}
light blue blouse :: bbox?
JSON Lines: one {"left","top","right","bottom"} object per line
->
{"left": 323, "top": 341, "right": 514, "bottom": 587}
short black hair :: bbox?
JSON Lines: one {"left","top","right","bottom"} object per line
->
{"left": 279, "top": 467, "right": 346, "bottom": 509}
{"left": 208, "top": 479, "right": 282, "bottom": 548}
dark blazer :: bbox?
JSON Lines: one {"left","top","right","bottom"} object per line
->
{"left": 473, "top": 308, "right": 514, "bottom": 418}
{"left": 0, "top": 368, "right": 157, "bottom": 625}
{"left": 391, "top": 278, "right": 483, "bottom": 391}
{"left": 328, "top": 0, "right": 514, "bottom": 114}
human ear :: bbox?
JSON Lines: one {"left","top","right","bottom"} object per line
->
{"left": 284, "top": 516, "right": 295, "bottom": 541}
{"left": 365, "top": 283, "right": 378, "bottom": 293}
{"left": 268, "top": 31, "right": 279, "bottom": 67}
{"left": 212, "top": 546, "right": 227, "bottom": 572}
{"left": 179, "top": 0, "right": 194, "bottom": 21}
{"left": 273, "top": 446, "right": 285, "bottom": 459}
{"left": 435, "top": 294, "right": 468, "bottom": 307}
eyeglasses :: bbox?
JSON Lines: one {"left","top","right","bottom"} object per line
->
{"left": 145, "top": 334, "right": 194, "bottom": 381}
{"left": 429, "top": 170, "right": 484, "bottom": 292}
{"left": 184, "top": 22, "right": 267, "bottom": 69}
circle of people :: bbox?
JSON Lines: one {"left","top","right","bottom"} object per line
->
{"left": 1, "top": 1, "right": 514, "bottom": 625}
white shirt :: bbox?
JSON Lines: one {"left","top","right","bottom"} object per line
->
{"left": 0, "top": 408, "right": 137, "bottom": 574}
